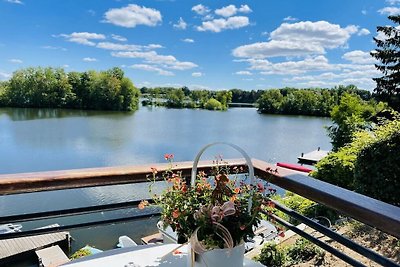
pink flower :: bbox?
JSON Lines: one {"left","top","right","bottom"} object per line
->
{"left": 164, "top": 154, "right": 174, "bottom": 160}
{"left": 221, "top": 201, "right": 235, "bottom": 216}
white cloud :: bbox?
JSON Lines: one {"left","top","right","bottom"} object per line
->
{"left": 238, "top": 5, "right": 252, "bottom": 13}
{"left": 5, "top": 0, "right": 23, "bottom": 4}
{"left": 111, "top": 50, "right": 197, "bottom": 70}
{"left": 97, "top": 42, "right": 141, "bottom": 51}
{"left": 235, "top": 71, "right": 252, "bottom": 75}
{"left": 62, "top": 64, "right": 70, "bottom": 68}
{"left": 283, "top": 16, "right": 297, "bottom": 21}
{"left": 378, "top": 7, "right": 400, "bottom": 15}
{"left": 386, "top": 0, "right": 400, "bottom": 5}
{"left": 192, "top": 4, "right": 210, "bottom": 15}
{"left": 0, "top": 71, "right": 11, "bottom": 80}
{"left": 233, "top": 21, "right": 358, "bottom": 58}
{"left": 83, "top": 57, "right": 97, "bottom": 62}
{"left": 173, "top": 17, "right": 187, "bottom": 30}
{"left": 192, "top": 72, "right": 203, "bottom": 77}
{"left": 259, "top": 56, "right": 337, "bottom": 75}
{"left": 111, "top": 34, "right": 127, "bottom": 42}
{"left": 104, "top": 4, "right": 162, "bottom": 28}
{"left": 58, "top": 32, "right": 106, "bottom": 46}
{"left": 41, "top": 45, "right": 67, "bottom": 51}
{"left": 361, "top": 9, "right": 367, "bottom": 15}
{"left": 270, "top": 21, "right": 358, "bottom": 49}
{"left": 214, "top": 4, "right": 252, "bottom": 17}
{"left": 342, "top": 50, "right": 376, "bottom": 64}
{"left": 129, "top": 64, "right": 174, "bottom": 76}
{"left": 358, "top": 28, "right": 370, "bottom": 36}
{"left": 182, "top": 38, "right": 194, "bottom": 43}
{"left": 9, "top": 58, "right": 23, "bottom": 64}
{"left": 233, "top": 40, "right": 324, "bottom": 58}
{"left": 197, "top": 16, "right": 249, "bottom": 32}
{"left": 96, "top": 42, "right": 162, "bottom": 51}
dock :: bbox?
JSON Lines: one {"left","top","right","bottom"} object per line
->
{"left": 36, "top": 245, "right": 70, "bottom": 267}
{"left": 297, "top": 147, "right": 329, "bottom": 165}
{"left": 0, "top": 231, "right": 70, "bottom": 265}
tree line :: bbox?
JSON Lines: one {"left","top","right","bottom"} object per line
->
{"left": 0, "top": 67, "right": 140, "bottom": 111}
{"left": 140, "top": 87, "right": 233, "bottom": 110}
{"left": 256, "top": 85, "right": 371, "bottom": 117}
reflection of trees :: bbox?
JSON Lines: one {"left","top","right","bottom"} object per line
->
{"left": 1, "top": 108, "right": 137, "bottom": 151}
{"left": 0, "top": 107, "right": 133, "bottom": 121}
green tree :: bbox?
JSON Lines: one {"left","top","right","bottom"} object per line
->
{"left": 371, "top": 15, "right": 400, "bottom": 110}
{"left": 257, "top": 89, "right": 283, "bottom": 114}
{"left": 215, "top": 90, "right": 232, "bottom": 109}
{"left": 204, "top": 98, "right": 223, "bottom": 110}
{"left": 327, "top": 93, "right": 385, "bottom": 150}
{"left": 166, "top": 88, "right": 185, "bottom": 108}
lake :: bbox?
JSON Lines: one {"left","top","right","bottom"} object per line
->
{"left": 0, "top": 107, "right": 331, "bottom": 266}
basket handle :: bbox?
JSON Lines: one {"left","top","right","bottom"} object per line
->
{"left": 190, "top": 142, "right": 254, "bottom": 213}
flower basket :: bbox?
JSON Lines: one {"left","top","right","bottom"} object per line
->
{"left": 148, "top": 142, "right": 269, "bottom": 267}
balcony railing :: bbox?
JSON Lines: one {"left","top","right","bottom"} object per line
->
{"left": 0, "top": 158, "right": 399, "bottom": 266}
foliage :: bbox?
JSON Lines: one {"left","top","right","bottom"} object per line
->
{"left": 1, "top": 67, "right": 139, "bottom": 111}
{"left": 141, "top": 87, "right": 232, "bottom": 110}
{"left": 354, "top": 116, "right": 400, "bottom": 206}
{"left": 271, "top": 192, "right": 338, "bottom": 226}
{"left": 70, "top": 248, "right": 92, "bottom": 260}
{"left": 256, "top": 242, "right": 286, "bottom": 267}
{"left": 204, "top": 98, "right": 224, "bottom": 110}
{"left": 327, "top": 93, "right": 386, "bottom": 150}
{"left": 256, "top": 239, "right": 324, "bottom": 267}
{"left": 285, "top": 238, "right": 325, "bottom": 265}
{"left": 165, "top": 88, "right": 185, "bottom": 108}
{"left": 146, "top": 155, "right": 270, "bottom": 249}
{"left": 313, "top": 112, "right": 400, "bottom": 206}
{"left": 371, "top": 15, "right": 400, "bottom": 110}
{"left": 230, "top": 89, "right": 263, "bottom": 103}
{"left": 257, "top": 86, "right": 371, "bottom": 117}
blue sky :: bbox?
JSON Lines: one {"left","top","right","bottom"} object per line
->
{"left": 0, "top": 0, "right": 399, "bottom": 91}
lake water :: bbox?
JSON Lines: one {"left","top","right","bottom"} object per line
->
{"left": 0, "top": 107, "right": 331, "bottom": 266}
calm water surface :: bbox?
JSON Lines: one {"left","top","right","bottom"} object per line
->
{"left": 0, "top": 107, "right": 331, "bottom": 266}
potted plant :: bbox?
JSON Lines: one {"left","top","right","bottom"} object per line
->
{"left": 144, "top": 143, "right": 274, "bottom": 267}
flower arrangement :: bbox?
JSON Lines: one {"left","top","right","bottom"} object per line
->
{"left": 145, "top": 153, "right": 274, "bottom": 251}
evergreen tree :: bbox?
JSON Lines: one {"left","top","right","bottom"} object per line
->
{"left": 371, "top": 15, "right": 400, "bottom": 110}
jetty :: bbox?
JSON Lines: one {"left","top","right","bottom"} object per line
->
{"left": 298, "top": 147, "right": 329, "bottom": 165}
{"left": 0, "top": 231, "right": 70, "bottom": 265}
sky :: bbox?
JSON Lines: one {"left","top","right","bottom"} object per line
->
{"left": 0, "top": 0, "right": 399, "bottom": 91}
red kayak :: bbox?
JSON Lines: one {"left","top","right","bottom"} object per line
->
{"left": 277, "top": 162, "right": 312, "bottom": 173}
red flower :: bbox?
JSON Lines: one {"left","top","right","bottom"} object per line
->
{"left": 172, "top": 209, "right": 180, "bottom": 218}
{"left": 164, "top": 154, "right": 174, "bottom": 160}
{"left": 138, "top": 200, "right": 149, "bottom": 210}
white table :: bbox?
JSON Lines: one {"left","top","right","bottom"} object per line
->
{"left": 62, "top": 244, "right": 265, "bottom": 267}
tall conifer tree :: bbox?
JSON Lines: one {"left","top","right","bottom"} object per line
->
{"left": 371, "top": 15, "right": 400, "bottom": 110}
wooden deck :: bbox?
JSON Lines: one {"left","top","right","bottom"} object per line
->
{"left": 0, "top": 231, "right": 70, "bottom": 264}
{"left": 36, "top": 245, "right": 70, "bottom": 267}
{"left": 297, "top": 148, "right": 329, "bottom": 164}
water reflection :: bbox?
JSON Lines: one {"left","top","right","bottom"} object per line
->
{"left": 0, "top": 107, "right": 138, "bottom": 121}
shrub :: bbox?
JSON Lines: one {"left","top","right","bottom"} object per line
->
{"left": 313, "top": 112, "right": 400, "bottom": 206}
{"left": 286, "top": 238, "right": 325, "bottom": 265}
{"left": 354, "top": 118, "right": 400, "bottom": 206}
{"left": 204, "top": 98, "right": 224, "bottom": 110}
{"left": 272, "top": 192, "right": 339, "bottom": 226}
{"left": 256, "top": 242, "right": 286, "bottom": 267}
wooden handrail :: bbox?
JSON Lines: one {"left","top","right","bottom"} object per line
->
{"left": 0, "top": 159, "right": 246, "bottom": 195}
{"left": 0, "top": 158, "right": 399, "bottom": 238}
